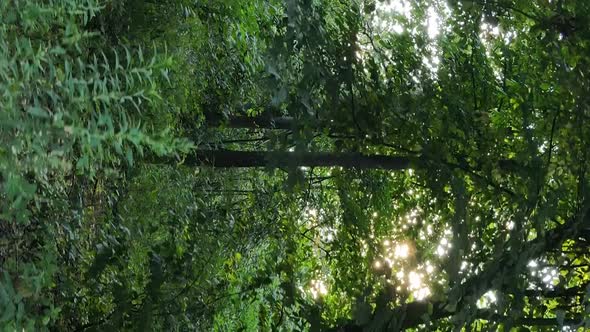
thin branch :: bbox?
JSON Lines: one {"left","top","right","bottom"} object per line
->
{"left": 221, "top": 137, "right": 270, "bottom": 144}
{"left": 475, "top": 310, "right": 583, "bottom": 326}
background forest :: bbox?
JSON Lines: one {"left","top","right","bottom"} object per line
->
{"left": 1, "top": 0, "right": 590, "bottom": 331}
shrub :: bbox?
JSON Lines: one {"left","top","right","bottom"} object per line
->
{"left": 0, "top": 1, "right": 191, "bottom": 329}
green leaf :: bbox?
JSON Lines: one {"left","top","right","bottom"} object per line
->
{"left": 27, "top": 106, "right": 49, "bottom": 118}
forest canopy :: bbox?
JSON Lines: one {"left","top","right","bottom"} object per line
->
{"left": 1, "top": 0, "right": 590, "bottom": 331}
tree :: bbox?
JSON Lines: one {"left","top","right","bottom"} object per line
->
{"left": 1, "top": 0, "right": 590, "bottom": 331}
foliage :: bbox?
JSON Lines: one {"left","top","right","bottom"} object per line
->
{"left": 1, "top": 0, "right": 590, "bottom": 331}
{"left": 0, "top": 0, "right": 190, "bottom": 329}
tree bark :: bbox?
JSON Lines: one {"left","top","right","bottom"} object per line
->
{"left": 156, "top": 150, "right": 414, "bottom": 170}
{"left": 208, "top": 115, "right": 295, "bottom": 130}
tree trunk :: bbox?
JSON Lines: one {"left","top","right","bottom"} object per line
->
{"left": 162, "top": 150, "right": 413, "bottom": 170}
{"left": 207, "top": 114, "right": 295, "bottom": 130}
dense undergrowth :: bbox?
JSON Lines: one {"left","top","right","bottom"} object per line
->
{"left": 0, "top": 0, "right": 193, "bottom": 329}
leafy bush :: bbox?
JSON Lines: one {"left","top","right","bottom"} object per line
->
{"left": 0, "top": 0, "right": 191, "bottom": 329}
